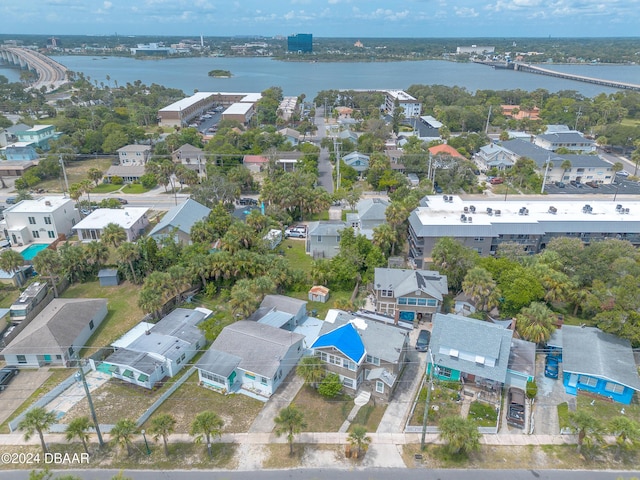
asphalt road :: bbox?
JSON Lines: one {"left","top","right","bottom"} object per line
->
{"left": 0, "top": 468, "right": 635, "bottom": 480}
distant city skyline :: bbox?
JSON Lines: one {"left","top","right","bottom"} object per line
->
{"left": 3, "top": 0, "right": 640, "bottom": 38}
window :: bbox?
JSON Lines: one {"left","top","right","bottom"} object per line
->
{"left": 417, "top": 298, "right": 426, "bottom": 306}
{"left": 375, "top": 381, "right": 384, "bottom": 393}
{"left": 438, "top": 367, "right": 453, "bottom": 379}
{"left": 48, "top": 231, "right": 55, "bottom": 239}
{"left": 44, "top": 217, "right": 52, "bottom": 225}
{"left": 398, "top": 298, "right": 407, "bottom": 305}
{"left": 342, "top": 377, "right": 354, "bottom": 388}
{"left": 89, "top": 320, "right": 94, "bottom": 330}
{"left": 381, "top": 290, "right": 393, "bottom": 297}
{"left": 201, "top": 370, "right": 226, "bottom": 385}
{"left": 474, "top": 237, "right": 484, "bottom": 242}
{"left": 407, "top": 298, "right": 417, "bottom": 305}
{"left": 17, "top": 355, "right": 27, "bottom": 364}
{"left": 343, "top": 359, "right": 356, "bottom": 371}
{"left": 328, "top": 354, "right": 342, "bottom": 366}
{"left": 427, "top": 299, "right": 437, "bottom": 307}
{"left": 366, "top": 355, "right": 380, "bottom": 366}
{"left": 261, "top": 377, "right": 268, "bottom": 385}
{"left": 317, "top": 235, "right": 322, "bottom": 243}
{"left": 245, "top": 372, "right": 256, "bottom": 380}
{"left": 32, "top": 231, "right": 40, "bottom": 238}
{"left": 56, "top": 355, "right": 62, "bottom": 360}
{"left": 68, "top": 346, "right": 74, "bottom": 356}
{"left": 604, "top": 382, "right": 624, "bottom": 394}
{"left": 28, "top": 216, "right": 36, "bottom": 225}
{"left": 578, "top": 375, "right": 598, "bottom": 387}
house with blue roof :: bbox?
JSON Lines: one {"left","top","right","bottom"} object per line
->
{"left": 148, "top": 198, "right": 211, "bottom": 245}
{"left": 2, "top": 143, "right": 39, "bottom": 161}
{"left": 559, "top": 326, "right": 640, "bottom": 405}
{"left": 311, "top": 309, "right": 409, "bottom": 401}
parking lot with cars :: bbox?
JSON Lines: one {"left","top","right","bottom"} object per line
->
{"left": 544, "top": 176, "right": 640, "bottom": 195}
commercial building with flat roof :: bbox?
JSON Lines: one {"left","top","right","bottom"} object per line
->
{"left": 384, "top": 90, "right": 422, "bottom": 118}
{"left": 158, "top": 92, "right": 262, "bottom": 127}
{"left": 408, "top": 195, "right": 640, "bottom": 267}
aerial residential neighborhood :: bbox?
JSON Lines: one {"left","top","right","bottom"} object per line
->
{"left": 0, "top": 31, "right": 640, "bottom": 477}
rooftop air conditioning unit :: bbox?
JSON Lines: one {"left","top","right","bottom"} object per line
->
{"left": 460, "top": 214, "right": 467, "bottom": 223}
{"left": 467, "top": 216, "right": 473, "bottom": 223}
{"left": 548, "top": 206, "right": 557, "bottom": 214}
{"left": 45, "top": 201, "right": 51, "bottom": 206}
{"left": 469, "top": 205, "right": 476, "bottom": 213}
{"left": 495, "top": 209, "right": 501, "bottom": 216}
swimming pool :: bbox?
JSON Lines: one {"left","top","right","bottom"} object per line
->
{"left": 20, "top": 243, "right": 50, "bottom": 261}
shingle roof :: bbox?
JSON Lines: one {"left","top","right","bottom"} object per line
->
{"left": 562, "top": 326, "right": 640, "bottom": 391}
{"left": 3, "top": 299, "right": 107, "bottom": 356}
{"left": 430, "top": 313, "right": 513, "bottom": 384}
{"left": 356, "top": 198, "right": 389, "bottom": 221}
{"left": 307, "top": 221, "right": 347, "bottom": 236}
{"left": 374, "top": 268, "right": 448, "bottom": 300}
{"left": 501, "top": 139, "right": 609, "bottom": 168}
{"left": 258, "top": 294, "right": 307, "bottom": 316}
{"left": 148, "top": 198, "right": 211, "bottom": 238}
{"left": 428, "top": 144, "right": 464, "bottom": 159}
{"left": 196, "top": 349, "right": 242, "bottom": 377}
{"left": 204, "top": 321, "right": 304, "bottom": 378}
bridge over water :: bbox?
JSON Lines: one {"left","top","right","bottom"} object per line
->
{"left": 513, "top": 62, "right": 640, "bottom": 92}
{"left": 0, "top": 47, "right": 68, "bottom": 92}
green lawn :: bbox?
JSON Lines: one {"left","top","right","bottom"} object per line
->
{"left": 92, "top": 183, "right": 122, "bottom": 193}
{"left": 281, "top": 238, "right": 313, "bottom": 272}
{"left": 347, "top": 401, "right": 386, "bottom": 433}
{"left": 557, "top": 402, "right": 570, "bottom": 430}
{"left": 576, "top": 394, "right": 640, "bottom": 425}
{"left": 410, "top": 381, "right": 462, "bottom": 427}
{"left": 122, "top": 183, "right": 152, "bottom": 194}
{"left": 35, "top": 158, "right": 114, "bottom": 193}
{"left": 468, "top": 401, "right": 498, "bottom": 427}
{"left": 288, "top": 289, "right": 354, "bottom": 319}
{"left": 62, "top": 280, "right": 144, "bottom": 355}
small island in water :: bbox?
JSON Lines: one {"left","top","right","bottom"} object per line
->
{"left": 208, "top": 69, "right": 232, "bottom": 78}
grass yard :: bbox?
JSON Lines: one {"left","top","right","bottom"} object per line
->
{"left": 281, "top": 238, "right": 313, "bottom": 273}
{"left": 287, "top": 289, "right": 357, "bottom": 320}
{"left": 468, "top": 401, "right": 498, "bottom": 427}
{"left": 0, "top": 286, "right": 20, "bottom": 308}
{"left": 92, "top": 183, "right": 122, "bottom": 193}
{"left": 347, "top": 401, "right": 386, "bottom": 433}
{"left": 557, "top": 402, "right": 570, "bottom": 430}
{"left": 146, "top": 372, "right": 263, "bottom": 434}
{"left": 409, "top": 381, "right": 462, "bottom": 427}
{"left": 0, "top": 368, "right": 73, "bottom": 433}
{"left": 122, "top": 183, "right": 152, "bottom": 194}
{"left": 35, "top": 158, "right": 114, "bottom": 193}
{"left": 576, "top": 394, "right": 640, "bottom": 424}
{"left": 291, "top": 384, "right": 352, "bottom": 432}
{"left": 62, "top": 281, "right": 144, "bottom": 355}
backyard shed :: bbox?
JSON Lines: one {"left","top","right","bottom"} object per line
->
{"left": 98, "top": 268, "right": 119, "bottom": 287}
{"left": 308, "top": 285, "right": 330, "bottom": 303}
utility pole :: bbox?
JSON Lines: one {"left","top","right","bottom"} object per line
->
{"left": 420, "top": 349, "right": 436, "bottom": 451}
{"left": 75, "top": 356, "right": 104, "bottom": 448}
{"left": 333, "top": 137, "right": 341, "bottom": 192}
{"left": 541, "top": 156, "right": 551, "bottom": 194}
{"left": 484, "top": 104, "right": 492, "bottom": 134}
{"left": 59, "top": 154, "right": 70, "bottom": 197}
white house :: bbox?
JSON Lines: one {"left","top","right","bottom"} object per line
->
{"left": 116, "top": 145, "right": 152, "bottom": 166}
{"left": 2, "top": 299, "right": 108, "bottom": 367}
{"left": 1, "top": 196, "right": 79, "bottom": 246}
{"left": 72, "top": 208, "right": 149, "bottom": 243}
{"left": 99, "top": 308, "right": 210, "bottom": 389}
{"left": 196, "top": 321, "right": 305, "bottom": 400}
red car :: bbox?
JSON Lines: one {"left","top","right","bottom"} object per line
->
{"left": 490, "top": 177, "right": 504, "bottom": 185}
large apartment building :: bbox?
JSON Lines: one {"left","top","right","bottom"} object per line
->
{"left": 408, "top": 195, "right": 640, "bottom": 267}
{"left": 384, "top": 90, "right": 422, "bottom": 118}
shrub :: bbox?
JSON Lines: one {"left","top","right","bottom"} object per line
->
{"left": 318, "top": 372, "right": 343, "bottom": 398}
{"left": 140, "top": 173, "right": 158, "bottom": 189}
{"left": 110, "top": 175, "right": 124, "bottom": 185}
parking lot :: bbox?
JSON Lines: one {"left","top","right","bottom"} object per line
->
{"left": 544, "top": 178, "right": 640, "bottom": 196}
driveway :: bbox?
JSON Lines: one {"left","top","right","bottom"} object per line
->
{"left": 0, "top": 369, "right": 52, "bottom": 425}
{"left": 533, "top": 353, "right": 575, "bottom": 435}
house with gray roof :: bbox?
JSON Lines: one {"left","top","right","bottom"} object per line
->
{"left": 306, "top": 220, "right": 346, "bottom": 259}
{"left": 311, "top": 309, "right": 409, "bottom": 401}
{"left": 247, "top": 294, "right": 307, "bottom": 330}
{"left": 506, "top": 338, "right": 536, "bottom": 391}
{"left": 2, "top": 299, "right": 107, "bottom": 368}
{"left": 148, "top": 198, "right": 211, "bottom": 245}
{"left": 343, "top": 151, "right": 370, "bottom": 174}
{"left": 172, "top": 144, "right": 206, "bottom": 174}
{"left": 428, "top": 313, "right": 513, "bottom": 389}
{"left": 346, "top": 198, "right": 389, "bottom": 240}
{"left": 534, "top": 131, "right": 596, "bottom": 153}
{"left": 99, "top": 307, "right": 210, "bottom": 389}
{"left": 373, "top": 268, "right": 448, "bottom": 323}
{"left": 560, "top": 326, "right": 640, "bottom": 405}
{"left": 500, "top": 139, "right": 614, "bottom": 184}
{"left": 196, "top": 320, "right": 305, "bottom": 400}
{"left": 476, "top": 143, "right": 514, "bottom": 170}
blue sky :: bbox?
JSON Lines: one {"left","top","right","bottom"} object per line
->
{"left": 4, "top": 0, "right": 640, "bottom": 37}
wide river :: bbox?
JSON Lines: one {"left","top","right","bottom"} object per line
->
{"left": 2, "top": 55, "right": 639, "bottom": 100}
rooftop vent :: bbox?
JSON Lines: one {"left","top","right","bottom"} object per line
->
{"left": 442, "top": 194, "right": 448, "bottom": 202}
{"left": 548, "top": 206, "right": 557, "bottom": 214}
{"left": 518, "top": 207, "right": 529, "bottom": 216}
{"left": 486, "top": 207, "right": 493, "bottom": 215}
{"left": 494, "top": 209, "right": 501, "bottom": 216}
{"left": 45, "top": 201, "right": 51, "bottom": 206}
{"left": 616, "top": 204, "right": 623, "bottom": 211}
{"left": 582, "top": 204, "right": 593, "bottom": 214}
{"left": 467, "top": 216, "right": 473, "bottom": 223}
{"left": 469, "top": 205, "right": 476, "bottom": 213}
{"left": 460, "top": 214, "right": 467, "bottom": 223}
{"left": 463, "top": 206, "right": 469, "bottom": 213}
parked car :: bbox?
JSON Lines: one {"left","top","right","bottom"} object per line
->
{"left": 0, "top": 366, "right": 19, "bottom": 391}
{"left": 285, "top": 226, "right": 306, "bottom": 238}
{"left": 116, "top": 198, "right": 128, "bottom": 205}
{"left": 490, "top": 177, "right": 504, "bottom": 185}
{"left": 5, "top": 197, "right": 16, "bottom": 205}
{"left": 555, "top": 181, "right": 565, "bottom": 188}
{"left": 506, "top": 387, "right": 526, "bottom": 429}
{"left": 434, "top": 186, "right": 443, "bottom": 194}
{"left": 238, "top": 197, "right": 258, "bottom": 206}
{"left": 415, "top": 329, "right": 431, "bottom": 352}
{"left": 545, "top": 355, "right": 559, "bottom": 379}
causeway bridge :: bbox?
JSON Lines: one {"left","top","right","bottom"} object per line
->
{"left": 513, "top": 62, "right": 640, "bottom": 92}
{"left": 0, "top": 47, "right": 68, "bottom": 92}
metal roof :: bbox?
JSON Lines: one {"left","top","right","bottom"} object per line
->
{"left": 148, "top": 198, "right": 211, "bottom": 238}
{"left": 196, "top": 348, "right": 242, "bottom": 378}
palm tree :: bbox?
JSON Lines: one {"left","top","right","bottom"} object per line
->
{"left": 608, "top": 416, "right": 640, "bottom": 456}
{"left": 372, "top": 223, "right": 397, "bottom": 257}
{"left": 438, "top": 416, "right": 481, "bottom": 456}
{"left": 117, "top": 242, "right": 140, "bottom": 284}
{"left": 296, "top": 356, "right": 326, "bottom": 389}
{"left": 18, "top": 407, "right": 57, "bottom": 454}
{"left": 0, "top": 249, "right": 24, "bottom": 276}
{"left": 149, "top": 413, "right": 176, "bottom": 457}
{"left": 229, "top": 280, "right": 259, "bottom": 318}
{"left": 274, "top": 404, "right": 307, "bottom": 455}
{"left": 65, "top": 416, "right": 92, "bottom": 455}
{"left": 190, "top": 411, "right": 224, "bottom": 458}
{"left": 84, "top": 241, "right": 109, "bottom": 270}
{"left": 101, "top": 223, "right": 127, "bottom": 249}
{"left": 461, "top": 267, "right": 499, "bottom": 312}
{"left": 33, "top": 248, "right": 62, "bottom": 297}
{"left": 515, "top": 301, "right": 556, "bottom": 344}
{"left": 568, "top": 410, "right": 603, "bottom": 456}
{"left": 347, "top": 425, "right": 371, "bottom": 458}
{"left": 110, "top": 418, "right": 138, "bottom": 457}
{"left": 560, "top": 159, "right": 572, "bottom": 182}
